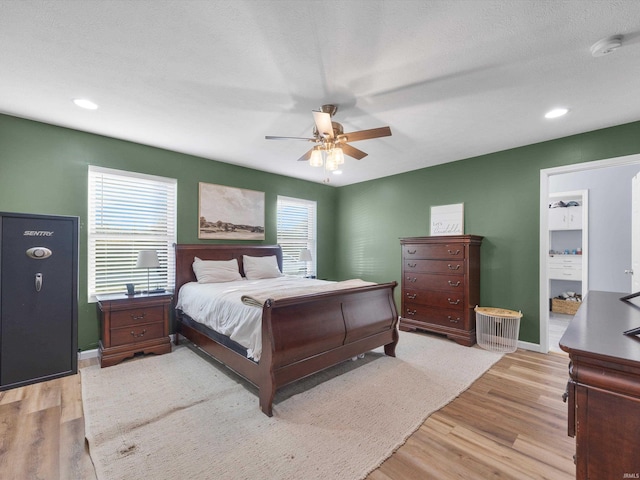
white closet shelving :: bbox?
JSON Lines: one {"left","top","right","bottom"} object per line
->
{"left": 548, "top": 190, "right": 588, "bottom": 311}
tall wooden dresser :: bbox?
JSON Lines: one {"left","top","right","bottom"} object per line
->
{"left": 399, "top": 235, "right": 482, "bottom": 346}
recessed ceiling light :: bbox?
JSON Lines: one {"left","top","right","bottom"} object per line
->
{"left": 545, "top": 108, "right": 568, "bottom": 119}
{"left": 333, "top": 170, "right": 343, "bottom": 175}
{"left": 73, "top": 98, "right": 99, "bottom": 110}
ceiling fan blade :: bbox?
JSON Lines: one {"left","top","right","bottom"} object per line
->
{"left": 312, "top": 110, "right": 334, "bottom": 139}
{"left": 341, "top": 143, "right": 368, "bottom": 160}
{"left": 340, "top": 126, "right": 392, "bottom": 143}
{"left": 297, "top": 149, "right": 313, "bottom": 161}
{"left": 265, "top": 136, "right": 315, "bottom": 141}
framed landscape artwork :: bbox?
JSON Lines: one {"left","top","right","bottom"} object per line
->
{"left": 198, "top": 183, "right": 265, "bottom": 240}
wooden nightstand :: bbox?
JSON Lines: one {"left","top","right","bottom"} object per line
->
{"left": 96, "top": 292, "right": 172, "bottom": 367}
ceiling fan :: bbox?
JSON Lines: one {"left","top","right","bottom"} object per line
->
{"left": 265, "top": 105, "right": 392, "bottom": 170}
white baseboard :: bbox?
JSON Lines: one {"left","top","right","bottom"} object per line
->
{"left": 517, "top": 340, "right": 543, "bottom": 353}
{"left": 78, "top": 348, "right": 99, "bottom": 360}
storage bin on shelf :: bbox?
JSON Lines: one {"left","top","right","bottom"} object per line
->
{"left": 475, "top": 306, "right": 522, "bottom": 353}
{"left": 551, "top": 298, "right": 581, "bottom": 315}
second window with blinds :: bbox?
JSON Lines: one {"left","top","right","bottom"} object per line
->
{"left": 276, "top": 196, "right": 317, "bottom": 277}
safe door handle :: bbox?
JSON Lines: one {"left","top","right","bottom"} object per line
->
{"left": 35, "top": 273, "right": 43, "bottom": 292}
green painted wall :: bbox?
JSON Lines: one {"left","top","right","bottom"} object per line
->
{"left": 335, "top": 121, "right": 640, "bottom": 344}
{"left": 0, "top": 114, "right": 336, "bottom": 350}
{"left": 3, "top": 112, "right": 640, "bottom": 349}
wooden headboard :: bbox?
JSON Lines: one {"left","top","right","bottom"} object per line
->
{"left": 174, "top": 244, "right": 283, "bottom": 293}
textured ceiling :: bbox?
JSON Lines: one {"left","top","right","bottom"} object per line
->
{"left": 1, "top": 0, "right": 640, "bottom": 186}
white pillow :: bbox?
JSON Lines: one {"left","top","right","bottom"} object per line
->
{"left": 192, "top": 257, "right": 242, "bottom": 283}
{"left": 242, "top": 255, "right": 282, "bottom": 280}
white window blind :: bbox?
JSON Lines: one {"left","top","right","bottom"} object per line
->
{"left": 88, "top": 166, "right": 177, "bottom": 300}
{"left": 277, "top": 196, "right": 317, "bottom": 276}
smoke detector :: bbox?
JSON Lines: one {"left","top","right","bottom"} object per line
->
{"left": 591, "top": 35, "right": 623, "bottom": 57}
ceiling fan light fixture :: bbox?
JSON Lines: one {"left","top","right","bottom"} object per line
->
{"left": 333, "top": 146, "right": 345, "bottom": 165}
{"left": 309, "top": 147, "right": 323, "bottom": 167}
{"left": 325, "top": 150, "right": 339, "bottom": 171}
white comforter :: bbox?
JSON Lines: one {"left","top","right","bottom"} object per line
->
{"left": 176, "top": 276, "right": 333, "bottom": 361}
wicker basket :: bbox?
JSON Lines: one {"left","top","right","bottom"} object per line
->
{"left": 551, "top": 298, "right": 581, "bottom": 315}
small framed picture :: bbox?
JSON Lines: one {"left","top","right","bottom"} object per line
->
{"left": 430, "top": 203, "right": 464, "bottom": 236}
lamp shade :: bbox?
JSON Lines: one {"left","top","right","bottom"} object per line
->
{"left": 298, "top": 249, "right": 312, "bottom": 262}
{"left": 136, "top": 250, "right": 160, "bottom": 268}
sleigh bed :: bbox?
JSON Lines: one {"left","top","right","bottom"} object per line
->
{"left": 173, "top": 244, "right": 399, "bottom": 416}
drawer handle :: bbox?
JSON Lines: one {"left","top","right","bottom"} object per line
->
{"left": 448, "top": 280, "right": 461, "bottom": 287}
{"left": 447, "top": 249, "right": 460, "bottom": 255}
{"left": 406, "top": 293, "right": 417, "bottom": 299}
{"left": 447, "top": 264, "right": 461, "bottom": 270}
{"left": 406, "top": 309, "right": 417, "bottom": 316}
{"left": 407, "top": 262, "right": 417, "bottom": 268}
{"left": 407, "top": 249, "right": 417, "bottom": 255}
{"left": 447, "top": 316, "right": 460, "bottom": 324}
{"left": 448, "top": 298, "right": 460, "bottom": 305}
{"left": 130, "top": 313, "right": 146, "bottom": 320}
{"left": 131, "top": 329, "right": 147, "bottom": 338}
{"left": 407, "top": 277, "right": 417, "bottom": 283}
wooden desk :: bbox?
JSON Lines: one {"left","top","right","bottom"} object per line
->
{"left": 559, "top": 290, "right": 640, "bottom": 479}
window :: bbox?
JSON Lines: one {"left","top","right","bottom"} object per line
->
{"left": 88, "top": 166, "right": 177, "bottom": 301}
{"left": 277, "top": 196, "right": 317, "bottom": 277}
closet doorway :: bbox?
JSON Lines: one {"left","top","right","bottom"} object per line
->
{"left": 539, "top": 153, "right": 640, "bottom": 353}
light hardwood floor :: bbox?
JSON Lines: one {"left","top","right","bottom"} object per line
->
{"left": 0, "top": 348, "right": 574, "bottom": 480}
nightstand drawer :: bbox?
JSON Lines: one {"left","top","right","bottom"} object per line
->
{"left": 110, "top": 322, "right": 165, "bottom": 347}
{"left": 110, "top": 306, "right": 164, "bottom": 328}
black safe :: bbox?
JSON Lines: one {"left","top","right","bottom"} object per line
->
{"left": 0, "top": 212, "right": 78, "bottom": 390}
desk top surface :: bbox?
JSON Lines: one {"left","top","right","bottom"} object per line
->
{"left": 559, "top": 290, "right": 640, "bottom": 364}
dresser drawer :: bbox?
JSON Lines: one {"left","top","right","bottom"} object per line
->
{"left": 402, "top": 304, "right": 467, "bottom": 329}
{"left": 110, "top": 322, "right": 165, "bottom": 347}
{"left": 403, "top": 244, "right": 464, "bottom": 260}
{"left": 404, "top": 259, "right": 465, "bottom": 275}
{"left": 404, "top": 289, "right": 464, "bottom": 310}
{"left": 404, "top": 272, "right": 465, "bottom": 292}
{"left": 110, "top": 306, "right": 165, "bottom": 328}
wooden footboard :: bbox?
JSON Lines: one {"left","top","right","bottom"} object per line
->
{"left": 257, "top": 282, "right": 398, "bottom": 415}
{"left": 174, "top": 244, "right": 399, "bottom": 416}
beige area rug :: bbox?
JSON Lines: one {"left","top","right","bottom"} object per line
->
{"left": 81, "top": 331, "right": 503, "bottom": 480}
